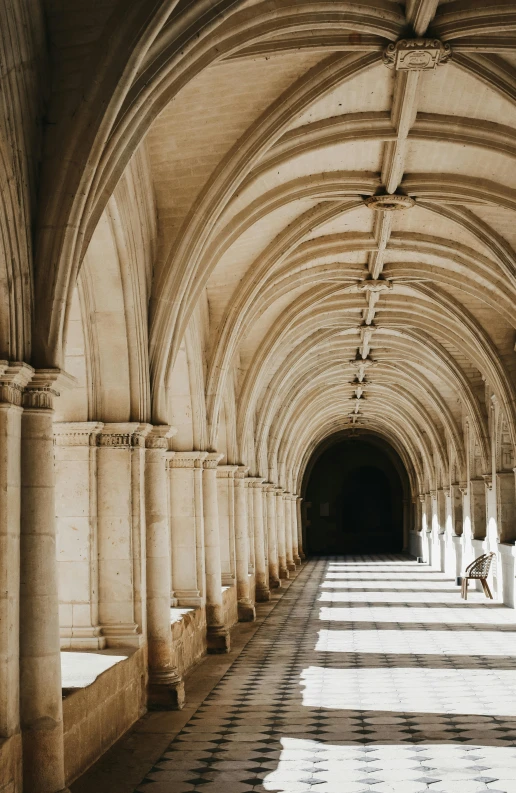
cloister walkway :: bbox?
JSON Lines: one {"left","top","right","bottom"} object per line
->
{"left": 94, "top": 557, "right": 516, "bottom": 793}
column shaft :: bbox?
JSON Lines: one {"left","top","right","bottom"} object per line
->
{"left": 251, "top": 480, "right": 270, "bottom": 601}
{"left": 203, "top": 453, "right": 229, "bottom": 652}
{"left": 276, "top": 489, "right": 288, "bottom": 579}
{"left": 234, "top": 467, "right": 255, "bottom": 621}
{"left": 145, "top": 428, "right": 184, "bottom": 709}
{"left": 20, "top": 371, "right": 72, "bottom": 793}
{"left": 169, "top": 452, "right": 206, "bottom": 606}
{"left": 284, "top": 494, "right": 296, "bottom": 572}
{"left": 291, "top": 494, "right": 301, "bottom": 565}
{"left": 266, "top": 485, "right": 280, "bottom": 587}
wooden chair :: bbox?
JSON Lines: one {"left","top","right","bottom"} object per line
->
{"left": 461, "top": 552, "right": 495, "bottom": 600}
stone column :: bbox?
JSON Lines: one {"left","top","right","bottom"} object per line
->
{"left": 0, "top": 363, "right": 32, "bottom": 792}
{"left": 245, "top": 478, "right": 255, "bottom": 575}
{"left": 451, "top": 484, "right": 464, "bottom": 536}
{"left": 97, "top": 423, "right": 150, "bottom": 646}
{"left": 469, "top": 477, "right": 487, "bottom": 540}
{"left": 54, "top": 422, "right": 104, "bottom": 649}
{"left": 296, "top": 496, "right": 305, "bottom": 560}
{"left": 20, "top": 369, "right": 75, "bottom": 793}
{"left": 284, "top": 493, "right": 296, "bottom": 572}
{"left": 497, "top": 471, "right": 516, "bottom": 544}
{"left": 234, "top": 467, "right": 255, "bottom": 621}
{"left": 145, "top": 427, "right": 184, "bottom": 710}
{"left": 275, "top": 488, "right": 288, "bottom": 579}
{"left": 290, "top": 494, "right": 301, "bottom": 565}
{"left": 203, "top": 453, "right": 229, "bottom": 652}
{"left": 168, "top": 452, "right": 207, "bottom": 607}
{"left": 249, "top": 478, "right": 270, "bottom": 601}
{"left": 217, "top": 465, "right": 238, "bottom": 586}
{"left": 265, "top": 484, "right": 280, "bottom": 588}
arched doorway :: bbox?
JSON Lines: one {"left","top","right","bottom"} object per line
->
{"left": 303, "top": 434, "right": 408, "bottom": 555}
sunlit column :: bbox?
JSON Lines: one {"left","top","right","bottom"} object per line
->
{"left": 245, "top": 477, "right": 255, "bottom": 577}
{"left": 496, "top": 471, "right": 516, "bottom": 544}
{"left": 284, "top": 492, "right": 296, "bottom": 572}
{"left": 54, "top": 422, "right": 104, "bottom": 649}
{"left": 20, "top": 370, "right": 75, "bottom": 793}
{"left": 296, "top": 496, "right": 305, "bottom": 560}
{"left": 276, "top": 487, "right": 288, "bottom": 579}
{"left": 290, "top": 494, "right": 301, "bottom": 565}
{"left": 234, "top": 466, "right": 255, "bottom": 621}
{"left": 168, "top": 452, "right": 207, "bottom": 607}
{"left": 97, "top": 423, "right": 150, "bottom": 646}
{"left": 265, "top": 484, "right": 280, "bottom": 588}
{"left": 249, "top": 478, "right": 270, "bottom": 602}
{"left": 203, "top": 453, "right": 229, "bottom": 652}
{"left": 0, "top": 363, "right": 32, "bottom": 789}
{"left": 217, "top": 465, "right": 238, "bottom": 586}
{"left": 145, "top": 427, "right": 184, "bottom": 710}
{"left": 470, "top": 477, "right": 487, "bottom": 541}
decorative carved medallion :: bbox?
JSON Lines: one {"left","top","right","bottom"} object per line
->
{"left": 364, "top": 193, "right": 415, "bottom": 211}
{"left": 383, "top": 39, "right": 452, "bottom": 71}
{"left": 357, "top": 279, "right": 393, "bottom": 293}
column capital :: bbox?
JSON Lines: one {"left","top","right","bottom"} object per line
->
{"left": 274, "top": 487, "right": 284, "bottom": 496}
{"left": 247, "top": 477, "right": 265, "bottom": 488}
{"left": 203, "top": 452, "right": 224, "bottom": 469}
{"left": 234, "top": 465, "right": 250, "bottom": 479}
{"left": 168, "top": 450, "right": 208, "bottom": 468}
{"left": 282, "top": 491, "right": 292, "bottom": 500}
{"left": 458, "top": 482, "right": 468, "bottom": 495}
{"left": 54, "top": 421, "right": 104, "bottom": 446}
{"left": 483, "top": 474, "right": 493, "bottom": 491}
{"left": 0, "top": 361, "right": 33, "bottom": 406}
{"left": 418, "top": 493, "right": 425, "bottom": 503}
{"left": 216, "top": 465, "right": 239, "bottom": 478}
{"left": 145, "top": 424, "right": 176, "bottom": 449}
{"left": 98, "top": 422, "right": 152, "bottom": 448}
{"left": 263, "top": 482, "right": 277, "bottom": 493}
{"left": 22, "top": 368, "right": 77, "bottom": 410}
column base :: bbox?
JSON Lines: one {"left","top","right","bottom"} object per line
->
{"left": 269, "top": 576, "right": 281, "bottom": 589}
{"left": 238, "top": 599, "right": 256, "bottom": 622}
{"left": 255, "top": 586, "right": 271, "bottom": 602}
{"left": 279, "top": 567, "right": 289, "bottom": 579}
{"left": 287, "top": 562, "right": 297, "bottom": 572}
{"left": 207, "top": 626, "right": 231, "bottom": 653}
{"left": 294, "top": 555, "right": 302, "bottom": 566}
{"left": 148, "top": 669, "right": 185, "bottom": 710}
{"left": 299, "top": 550, "right": 306, "bottom": 560}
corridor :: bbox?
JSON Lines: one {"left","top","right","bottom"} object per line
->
{"left": 128, "top": 557, "right": 516, "bottom": 793}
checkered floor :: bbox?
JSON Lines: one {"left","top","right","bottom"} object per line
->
{"left": 135, "top": 556, "right": 516, "bottom": 793}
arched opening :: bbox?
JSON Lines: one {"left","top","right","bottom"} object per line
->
{"left": 303, "top": 433, "right": 409, "bottom": 555}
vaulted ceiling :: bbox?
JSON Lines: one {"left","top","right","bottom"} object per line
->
{"left": 37, "top": 0, "right": 516, "bottom": 493}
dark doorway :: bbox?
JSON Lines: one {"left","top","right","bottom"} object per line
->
{"left": 304, "top": 435, "right": 406, "bottom": 554}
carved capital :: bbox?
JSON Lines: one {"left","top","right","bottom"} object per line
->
{"left": 54, "top": 421, "right": 104, "bottom": 446}
{"left": 203, "top": 452, "right": 224, "bottom": 470}
{"left": 145, "top": 425, "right": 176, "bottom": 449}
{"left": 22, "top": 368, "right": 77, "bottom": 410}
{"left": 483, "top": 474, "right": 493, "bottom": 491}
{"left": 364, "top": 193, "right": 414, "bottom": 211}
{"left": 168, "top": 451, "right": 208, "bottom": 469}
{"left": 98, "top": 423, "right": 152, "bottom": 448}
{"left": 247, "top": 477, "right": 265, "bottom": 488}
{"left": 216, "top": 465, "right": 239, "bottom": 478}
{"left": 0, "top": 362, "right": 33, "bottom": 406}
{"left": 383, "top": 38, "right": 452, "bottom": 71}
{"left": 234, "top": 465, "right": 250, "bottom": 479}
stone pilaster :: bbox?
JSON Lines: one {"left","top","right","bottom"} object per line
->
{"left": 54, "top": 422, "right": 104, "bottom": 648}
{"left": 296, "top": 495, "right": 306, "bottom": 560}
{"left": 283, "top": 493, "right": 296, "bottom": 572}
{"left": 469, "top": 477, "right": 487, "bottom": 540}
{"left": 20, "top": 369, "right": 75, "bottom": 793}
{"left": 290, "top": 494, "right": 301, "bottom": 565}
{"left": 203, "top": 453, "right": 229, "bottom": 652}
{"left": 217, "top": 465, "right": 238, "bottom": 587}
{"left": 265, "top": 484, "right": 280, "bottom": 588}
{"left": 168, "top": 452, "right": 207, "bottom": 607}
{"left": 0, "top": 362, "right": 32, "bottom": 793}
{"left": 275, "top": 488, "right": 288, "bottom": 579}
{"left": 234, "top": 467, "right": 255, "bottom": 622}
{"left": 145, "top": 426, "right": 184, "bottom": 710}
{"left": 248, "top": 478, "right": 270, "bottom": 602}
{"left": 97, "top": 423, "right": 151, "bottom": 646}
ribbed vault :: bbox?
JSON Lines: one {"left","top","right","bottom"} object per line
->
{"left": 39, "top": 0, "right": 516, "bottom": 504}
